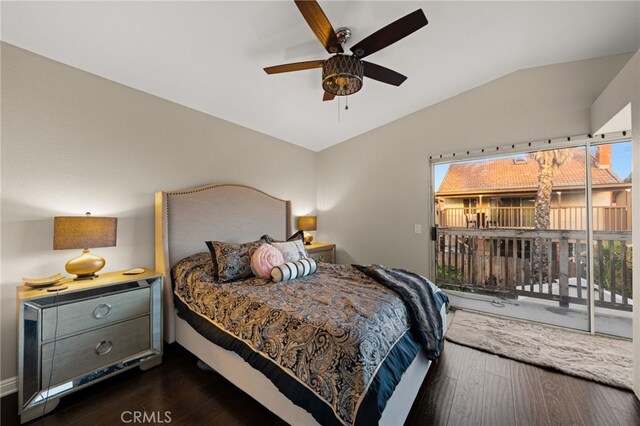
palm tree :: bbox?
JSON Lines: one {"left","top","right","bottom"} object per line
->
{"left": 532, "top": 149, "right": 571, "bottom": 284}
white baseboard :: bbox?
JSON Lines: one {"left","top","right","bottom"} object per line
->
{"left": 1, "top": 376, "right": 17, "bottom": 397}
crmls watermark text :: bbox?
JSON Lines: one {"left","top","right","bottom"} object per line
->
{"left": 120, "top": 411, "right": 172, "bottom": 423}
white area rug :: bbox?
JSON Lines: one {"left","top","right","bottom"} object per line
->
{"left": 445, "top": 310, "right": 633, "bottom": 390}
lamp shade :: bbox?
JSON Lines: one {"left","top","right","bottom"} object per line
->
{"left": 298, "top": 216, "right": 317, "bottom": 232}
{"left": 54, "top": 216, "right": 117, "bottom": 250}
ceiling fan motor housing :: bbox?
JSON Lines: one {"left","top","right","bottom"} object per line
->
{"left": 335, "top": 27, "right": 352, "bottom": 45}
{"left": 322, "top": 54, "right": 363, "bottom": 96}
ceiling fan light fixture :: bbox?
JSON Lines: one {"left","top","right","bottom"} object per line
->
{"left": 322, "top": 54, "right": 363, "bottom": 96}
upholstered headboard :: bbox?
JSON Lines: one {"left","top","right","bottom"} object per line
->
{"left": 155, "top": 184, "right": 291, "bottom": 342}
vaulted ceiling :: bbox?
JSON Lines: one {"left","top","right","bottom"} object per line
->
{"left": 2, "top": 1, "right": 639, "bottom": 151}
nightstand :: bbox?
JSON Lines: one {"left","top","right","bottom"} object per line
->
{"left": 305, "top": 242, "right": 336, "bottom": 263}
{"left": 17, "top": 269, "right": 162, "bottom": 423}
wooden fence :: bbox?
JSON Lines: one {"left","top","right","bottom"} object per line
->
{"left": 435, "top": 228, "right": 632, "bottom": 311}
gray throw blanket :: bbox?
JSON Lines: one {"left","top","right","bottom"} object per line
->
{"left": 353, "top": 264, "right": 449, "bottom": 360}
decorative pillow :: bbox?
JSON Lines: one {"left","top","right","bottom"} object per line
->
{"left": 260, "top": 230, "right": 304, "bottom": 244}
{"left": 271, "top": 240, "right": 308, "bottom": 263}
{"left": 205, "top": 241, "right": 219, "bottom": 281}
{"left": 209, "top": 240, "right": 262, "bottom": 283}
{"left": 250, "top": 244, "right": 284, "bottom": 278}
{"left": 271, "top": 258, "right": 317, "bottom": 282}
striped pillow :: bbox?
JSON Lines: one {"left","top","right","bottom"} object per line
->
{"left": 271, "top": 258, "right": 317, "bottom": 282}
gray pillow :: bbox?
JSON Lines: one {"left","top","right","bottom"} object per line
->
{"left": 260, "top": 230, "right": 304, "bottom": 244}
{"left": 271, "top": 240, "right": 308, "bottom": 263}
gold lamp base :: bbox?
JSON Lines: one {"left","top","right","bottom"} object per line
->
{"left": 65, "top": 249, "right": 105, "bottom": 280}
{"left": 303, "top": 232, "right": 314, "bottom": 245}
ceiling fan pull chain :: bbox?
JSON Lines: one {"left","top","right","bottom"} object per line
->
{"left": 345, "top": 95, "right": 349, "bottom": 111}
{"left": 338, "top": 96, "right": 341, "bottom": 122}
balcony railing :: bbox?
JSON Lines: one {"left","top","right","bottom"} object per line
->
{"left": 438, "top": 206, "right": 631, "bottom": 231}
{"left": 435, "top": 228, "right": 633, "bottom": 311}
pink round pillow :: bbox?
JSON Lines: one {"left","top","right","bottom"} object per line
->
{"left": 251, "top": 244, "right": 285, "bottom": 278}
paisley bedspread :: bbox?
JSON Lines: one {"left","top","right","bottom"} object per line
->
{"left": 172, "top": 252, "right": 447, "bottom": 425}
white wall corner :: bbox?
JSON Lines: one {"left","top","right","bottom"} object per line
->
{"left": 590, "top": 51, "right": 640, "bottom": 134}
{"left": 1, "top": 376, "right": 18, "bottom": 397}
{"left": 590, "top": 50, "right": 640, "bottom": 400}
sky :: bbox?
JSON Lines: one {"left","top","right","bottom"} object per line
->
{"left": 610, "top": 142, "right": 632, "bottom": 181}
{"left": 433, "top": 141, "right": 632, "bottom": 192}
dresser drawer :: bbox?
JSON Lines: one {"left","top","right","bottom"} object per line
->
{"left": 41, "top": 316, "right": 150, "bottom": 386}
{"left": 308, "top": 248, "right": 334, "bottom": 263}
{"left": 42, "top": 287, "right": 150, "bottom": 341}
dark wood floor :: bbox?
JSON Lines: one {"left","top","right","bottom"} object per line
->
{"left": 2, "top": 341, "right": 639, "bottom": 425}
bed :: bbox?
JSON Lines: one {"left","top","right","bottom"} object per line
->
{"left": 155, "top": 183, "right": 448, "bottom": 425}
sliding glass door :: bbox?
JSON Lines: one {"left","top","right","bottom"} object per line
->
{"left": 432, "top": 136, "right": 632, "bottom": 337}
{"left": 591, "top": 141, "right": 633, "bottom": 338}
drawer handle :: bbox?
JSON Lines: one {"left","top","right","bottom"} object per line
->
{"left": 93, "top": 303, "right": 112, "bottom": 319}
{"left": 95, "top": 339, "right": 113, "bottom": 356}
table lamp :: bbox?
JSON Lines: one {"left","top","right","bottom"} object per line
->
{"left": 298, "top": 215, "right": 317, "bottom": 245}
{"left": 53, "top": 213, "right": 117, "bottom": 280}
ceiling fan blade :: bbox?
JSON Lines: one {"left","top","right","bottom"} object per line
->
{"left": 363, "top": 61, "right": 407, "bottom": 86}
{"left": 294, "top": 0, "right": 343, "bottom": 54}
{"left": 323, "top": 92, "right": 335, "bottom": 101}
{"left": 264, "top": 60, "right": 324, "bottom": 74}
{"left": 350, "top": 9, "right": 428, "bottom": 58}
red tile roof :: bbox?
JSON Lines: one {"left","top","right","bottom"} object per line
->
{"left": 436, "top": 149, "right": 621, "bottom": 195}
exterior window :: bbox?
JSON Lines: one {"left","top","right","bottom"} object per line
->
{"left": 463, "top": 198, "right": 477, "bottom": 213}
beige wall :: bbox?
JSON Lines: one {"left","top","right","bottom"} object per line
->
{"left": 316, "top": 54, "right": 631, "bottom": 277}
{"left": 0, "top": 43, "right": 317, "bottom": 381}
{"left": 591, "top": 51, "right": 640, "bottom": 398}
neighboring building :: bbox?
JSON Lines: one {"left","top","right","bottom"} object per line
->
{"left": 436, "top": 146, "right": 632, "bottom": 230}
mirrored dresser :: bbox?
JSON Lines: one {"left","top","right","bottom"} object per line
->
{"left": 17, "top": 269, "right": 162, "bottom": 423}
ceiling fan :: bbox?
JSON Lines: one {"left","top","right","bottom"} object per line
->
{"left": 264, "top": 0, "right": 428, "bottom": 101}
